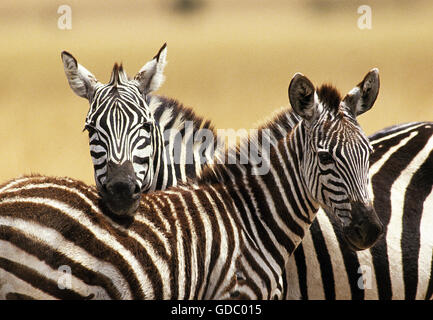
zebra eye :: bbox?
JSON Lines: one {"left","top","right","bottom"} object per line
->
{"left": 318, "top": 151, "right": 334, "bottom": 165}
{"left": 141, "top": 121, "right": 153, "bottom": 133}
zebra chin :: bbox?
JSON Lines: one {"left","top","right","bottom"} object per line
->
{"left": 341, "top": 201, "right": 384, "bottom": 251}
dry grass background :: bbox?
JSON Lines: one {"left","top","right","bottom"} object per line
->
{"left": 0, "top": 0, "right": 432, "bottom": 185}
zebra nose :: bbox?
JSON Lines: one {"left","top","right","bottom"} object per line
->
{"left": 101, "top": 179, "right": 141, "bottom": 216}
{"left": 104, "top": 160, "right": 141, "bottom": 198}
{"left": 106, "top": 180, "right": 140, "bottom": 198}
{"left": 102, "top": 160, "right": 141, "bottom": 216}
{"left": 344, "top": 202, "right": 384, "bottom": 251}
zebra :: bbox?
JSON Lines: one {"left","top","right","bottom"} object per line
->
{"left": 283, "top": 121, "right": 433, "bottom": 300}
{"left": 63, "top": 46, "right": 432, "bottom": 299}
{"left": 256, "top": 107, "right": 433, "bottom": 299}
{"left": 61, "top": 44, "right": 218, "bottom": 217}
{"left": 0, "top": 70, "right": 383, "bottom": 299}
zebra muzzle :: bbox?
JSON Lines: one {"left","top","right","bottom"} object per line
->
{"left": 100, "top": 161, "right": 141, "bottom": 216}
{"left": 343, "top": 201, "right": 384, "bottom": 251}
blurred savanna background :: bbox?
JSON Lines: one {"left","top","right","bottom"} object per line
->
{"left": 0, "top": 0, "right": 432, "bottom": 185}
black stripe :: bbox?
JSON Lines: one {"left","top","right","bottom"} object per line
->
{"left": 293, "top": 244, "right": 308, "bottom": 300}
{"left": 369, "top": 123, "right": 423, "bottom": 165}
{"left": 328, "top": 215, "right": 364, "bottom": 300}
{"left": 5, "top": 292, "right": 35, "bottom": 300}
{"left": 402, "top": 150, "right": 433, "bottom": 299}
{"left": 309, "top": 219, "right": 335, "bottom": 300}
{"left": 153, "top": 132, "right": 165, "bottom": 191}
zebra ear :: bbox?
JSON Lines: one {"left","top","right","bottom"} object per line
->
{"left": 61, "top": 51, "right": 98, "bottom": 99}
{"left": 288, "top": 73, "right": 317, "bottom": 121}
{"left": 342, "top": 68, "right": 380, "bottom": 117}
{"left": 134, "top": 43, "right": 167, "bottom": 95}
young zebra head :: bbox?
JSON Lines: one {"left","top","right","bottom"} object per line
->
{"left": 288, "top": 69, "right": 383, "bottom": 250}
{"left": 61, "top": 44, "right": 167, "bottom": 216}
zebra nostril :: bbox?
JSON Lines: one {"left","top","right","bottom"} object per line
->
{"left": 134, "top": 184, "right": 141, "bottom": 195}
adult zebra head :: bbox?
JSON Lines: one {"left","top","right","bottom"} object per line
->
{"left": 288, "top": 69, "right": 383, "bottom": 250}
{"left": 61, "top": 44, "right": 167, "bottom": 216}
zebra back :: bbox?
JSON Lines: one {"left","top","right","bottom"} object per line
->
{"left": 0, "top": 175, "right": 244, "bottom": 299}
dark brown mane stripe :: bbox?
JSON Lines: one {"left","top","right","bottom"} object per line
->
{"left": 316, "top": 84, "right": 342, "bottom": 111}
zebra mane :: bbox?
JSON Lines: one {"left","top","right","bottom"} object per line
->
{"left": 148, "top": 95, "right": 217, "bottom": 139}
{"left": 196, "top": 110, "right": 299, "bottom": 185}
{"left": 251, "top": 84, "right": 343, "bottom": 141}
{"left": 196, "top": 84, "right": 344, "bottom": 184}
{"left": 316, "top": 84, "right": 342, "bottom": 112}
{"left": 108, "top": 63, "right": 129, "bottom": 86}
{"left": 255, "top": 106, "right": 300, "bottom": 141}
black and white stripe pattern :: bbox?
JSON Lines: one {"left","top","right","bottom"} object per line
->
{"left": 0, "top": 71, "right": 382, "bottom": 299}
{"left": 62, "top": 45, "right": 218, "bottom": 216}
{"left": 284, "top": 121, "right": 433, "bottom": 300}
{"left": 147, "top": 95, "right": 218, "bottom": 190}
{"left": 62, "top": 44, "right": 216, "bottom": 193}
{"left": 85, "top": 66, "right": 156, "bottom": 191}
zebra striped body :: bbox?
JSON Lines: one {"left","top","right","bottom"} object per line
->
{"left": 284, "top": 122, "right": 433, "bottom": 300}
{"left": 0, "top": 71, "right": 383, "bottom": 299}
{"left": 0, "top": 175, "right": 244, "bottom": 299}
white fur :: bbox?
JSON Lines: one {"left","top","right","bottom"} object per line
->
{"left": 62, "top": 53, "right": 98, "bottom": 98}
{"left": 135, "top": 46, "right": 167, "bottom": 94}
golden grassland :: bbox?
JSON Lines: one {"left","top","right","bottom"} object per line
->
{"left": 0, "top": 0, "right": 432, "bottom": 185}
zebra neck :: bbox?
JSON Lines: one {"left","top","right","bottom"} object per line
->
{"left": 148, "top": 123, "right": 175, "bottom": 191}
{"left": 148, "top": 95, "right": 218, "bottom": 191}
{"left": 219, "top": 123, "right": 320, "bottom": 274}
{"left": 257, "top": 107, "right": 301, "bottom": 142}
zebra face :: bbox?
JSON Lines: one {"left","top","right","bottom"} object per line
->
{"left": 84, "top": 83, "right": 156, "bottom": 215}
{"left": 62, "top": 44, "right": 168, "bottom": 216}
{"left": 308, "top": 119, "right": 382, "bottom": 250}
{"left": 289, "top": 69, "right": 384, "bottom": 250}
